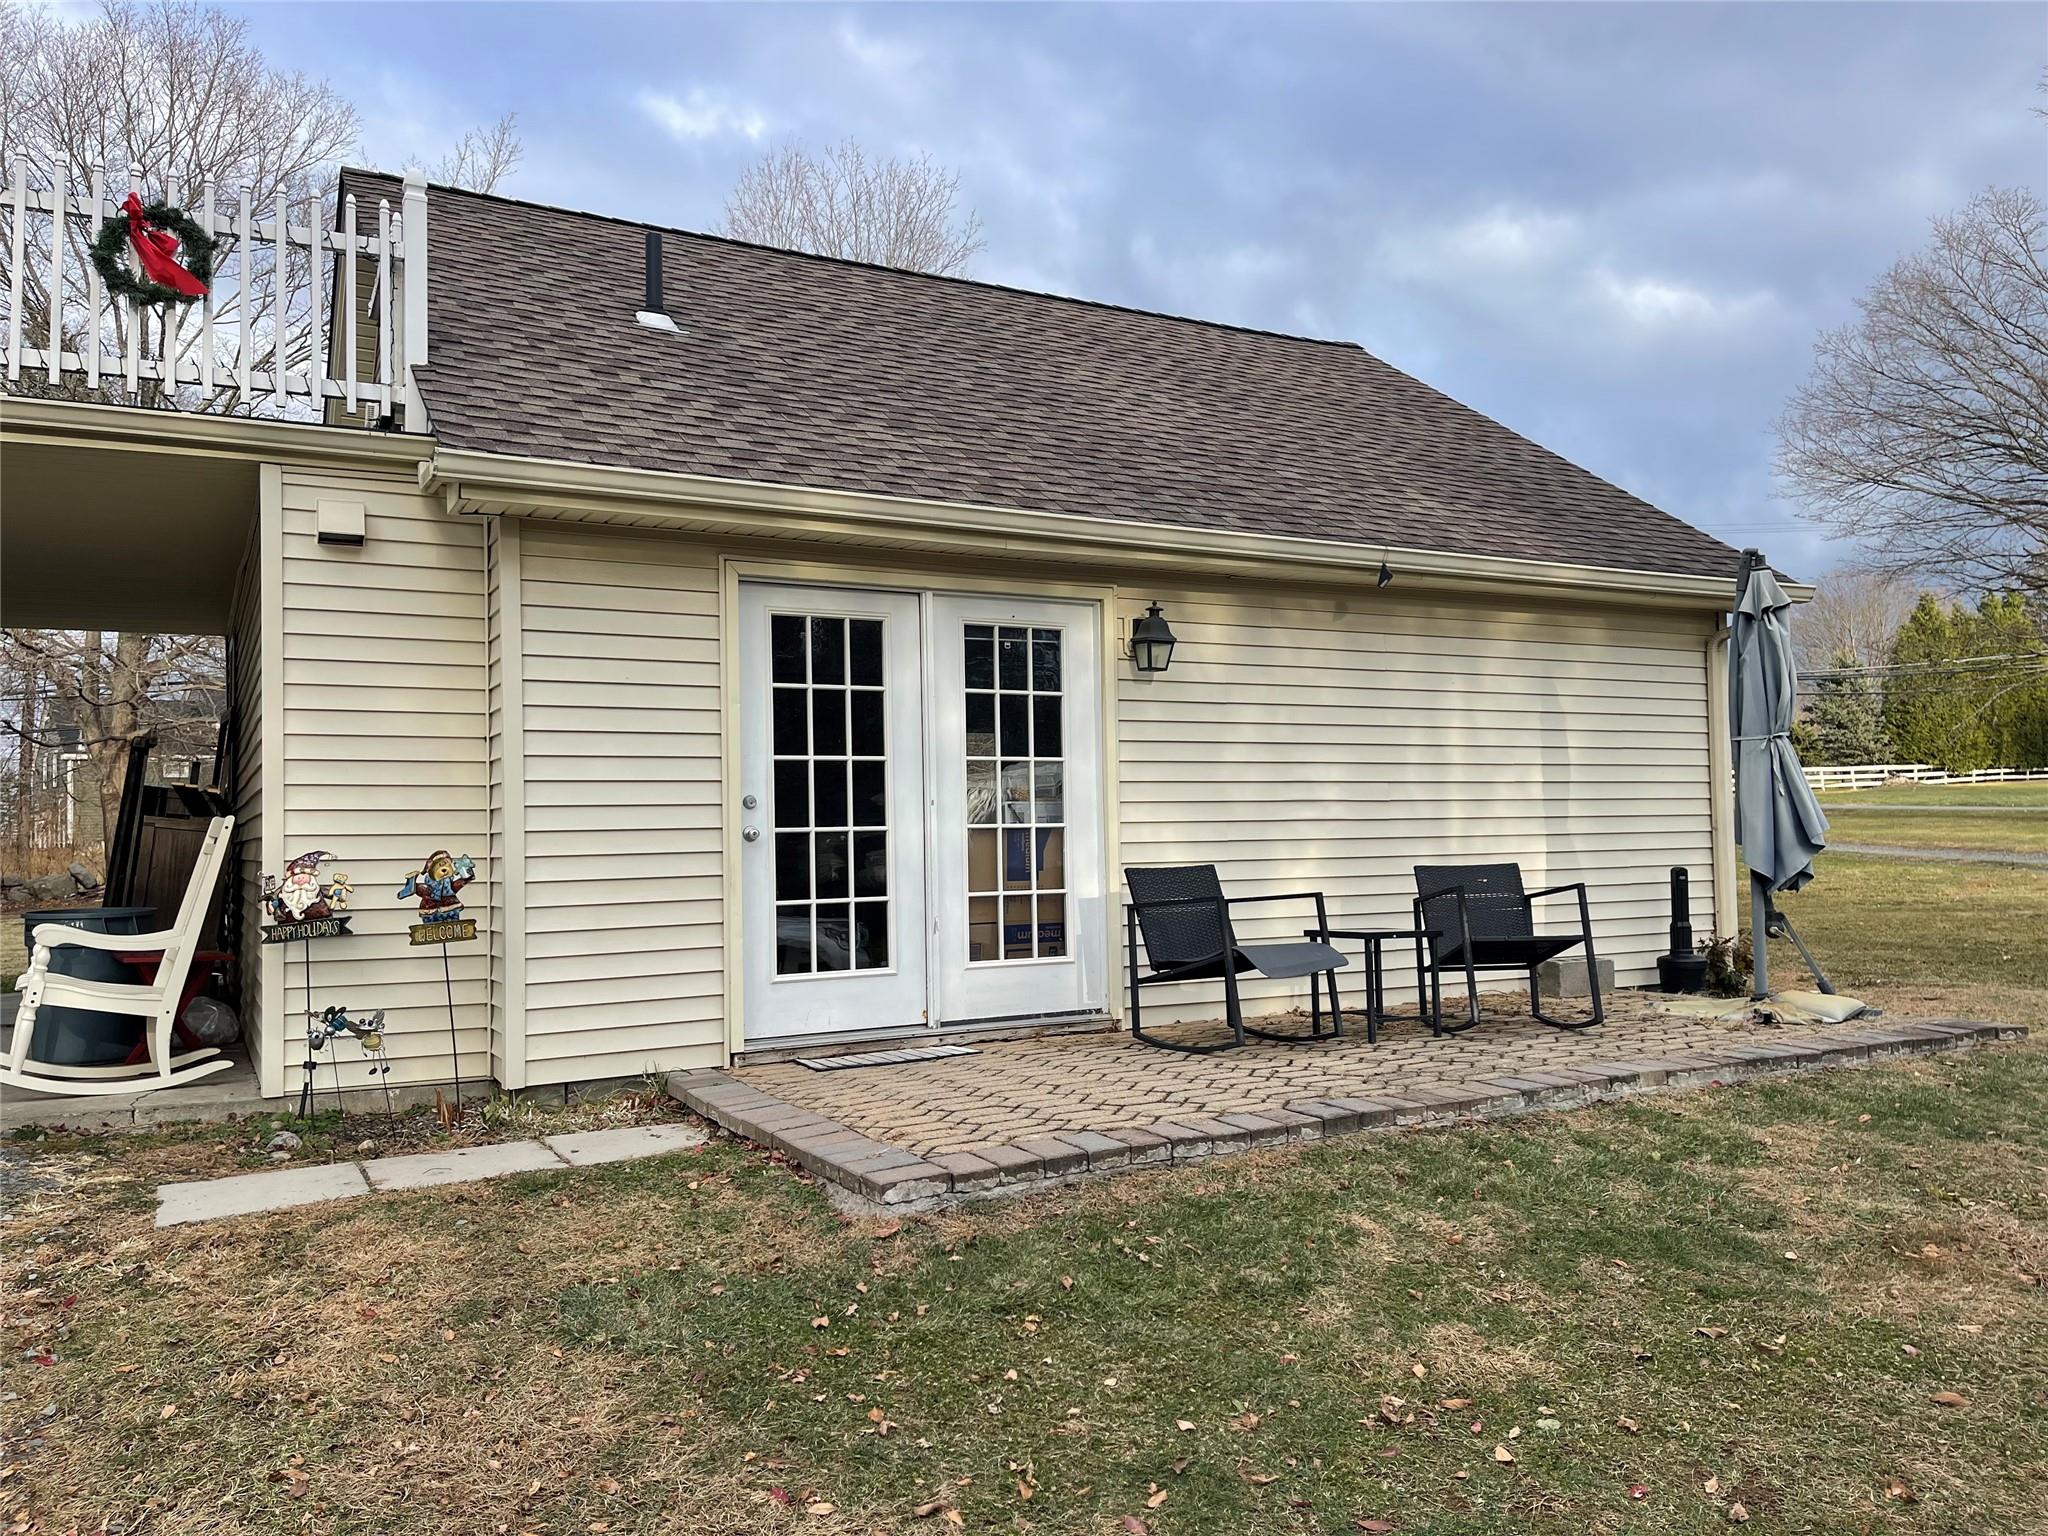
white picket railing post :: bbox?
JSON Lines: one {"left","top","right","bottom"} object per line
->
{"left": 199, "top": 180, "right": 215, "bottom": 397}
{"left": 400, "top": 169, "right": 430, "bottom": 430}
{"left": 6, "top": 161, "right": 26, "bottom": 382}
{"left": 86, "top": 170, "right": 104, "bottom": 389}
{"left": 343, "top": 191, "right": 357, "bottom": 413}
{"left": 45, "top": 170, "right": 63, "bottom": 386}
{"left": 375, "top": 197, "right": 393, "bottom": 413}
{"left": 308, "top": 189, "right": 326, "bottom": 415}
{"left": 270, "top": 191, "right": 287, "bottom": 407}
{"left": 123, "top": 162, "right": 141, "bottom": 401}
{"left": 236, "top": 187, "right": 253, "bottom": 403}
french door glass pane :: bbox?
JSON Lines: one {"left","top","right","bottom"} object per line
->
{"left": 772, "top": 608, "right": 891, "bottom": 976}
{"left": 964, "top": 622, "right": 1066, "bottom": 962}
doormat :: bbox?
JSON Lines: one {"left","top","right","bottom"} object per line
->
{"left": 796, "top": 1044, "right": 982, "bottom": 1072}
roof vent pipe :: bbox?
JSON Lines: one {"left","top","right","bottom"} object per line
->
{"left": 636, "top": 230, "right": 681, "bottom": 333}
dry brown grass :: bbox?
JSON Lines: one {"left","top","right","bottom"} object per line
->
{"left": 2, "top": 1144, "right": 890, "bottom": 1536}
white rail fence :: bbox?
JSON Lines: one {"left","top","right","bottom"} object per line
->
{"left": 1, "top": 163, "right": 427, "bottom": 428}
{"left": 1804, "top": 763, "right": 2048, "bottom": 790}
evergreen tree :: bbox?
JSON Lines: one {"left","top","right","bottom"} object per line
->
{"left": 1801, "top": 648, "right": 1893, "bottom": 764}
{"left": 1883, "top": 594, "right": 2048, "bottom": 770}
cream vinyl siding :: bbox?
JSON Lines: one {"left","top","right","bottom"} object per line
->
{"left": 227, "top": 519, "right": 268, "bottom": 1082}
{"left": 1115, "top": 585, "right": 1715, "bottom": 1020}
{"left": 516, "top": 524, "right": 725, "bottom": 1084}
{"left": 267, "top": 464, "right": 490, "bottom": 1096}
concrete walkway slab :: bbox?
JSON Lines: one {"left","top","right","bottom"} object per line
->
{"left": 544, "top": 1122, "right": 706, "bottom": 1166}
{"left": 361, "top": 1140, "right": 566, "bottom": 1192}
{"left": 157, "top": 1162, "right": 369, "bottom": 1227}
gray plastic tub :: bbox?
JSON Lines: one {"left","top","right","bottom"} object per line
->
{"left": 19, "top": 906, "right": 157, "bottom": 1067}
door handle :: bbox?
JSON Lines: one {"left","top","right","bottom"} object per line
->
{"left": 742, "top": 826, "right": 761, "bottom": 843}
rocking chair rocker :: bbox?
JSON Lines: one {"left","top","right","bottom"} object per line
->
{"left": 2, "top": 816, "right": 237, "bottom": 1096}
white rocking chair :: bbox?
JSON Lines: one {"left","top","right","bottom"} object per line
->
{"left": 2, "top": 815, "right": 237, "bottom": 1096}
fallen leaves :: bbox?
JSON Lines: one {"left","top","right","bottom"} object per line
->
{"left": 1728, "top": 1501, "right": 1750, "bottom": 1523}
{"left": 1929, "top": 1390, "right": 1971, "bottom": 1408}
{"left": 1491, "top": 1445, "right": 1516, "bottom": 1465}
{"left": 1884, "top": 1475, "right": 1919, "bottom": 1503}
{"left": 1145, "top": 1483, "right": 1170, "bottom": 1508}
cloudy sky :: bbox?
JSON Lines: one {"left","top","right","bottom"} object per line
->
{"left": 236, "top": 1, "right": 2044, "bottom": 580}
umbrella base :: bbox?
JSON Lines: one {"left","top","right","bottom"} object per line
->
{"left": 1750, "top": 877, "right": 1836, "bottom": 1000}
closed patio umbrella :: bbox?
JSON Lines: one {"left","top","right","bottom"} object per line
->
{"left": 1729, "top": 549, "right": 1833, "bottom": 1000}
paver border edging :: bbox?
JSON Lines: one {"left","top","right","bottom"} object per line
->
{"left": 667, "top": 1020, "right": 2027, "bottom": 1211}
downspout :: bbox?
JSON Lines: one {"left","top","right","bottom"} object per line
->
{"left": 1705, "top": 615, "right": 1736, "bottom": 939}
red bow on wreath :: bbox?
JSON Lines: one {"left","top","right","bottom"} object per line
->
{"left": 120, "top": 191, "right": 208, "bottom": 298}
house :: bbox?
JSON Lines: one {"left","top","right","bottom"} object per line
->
{"left": 1, "top": 168, "right": 1763, "bottom": 1101}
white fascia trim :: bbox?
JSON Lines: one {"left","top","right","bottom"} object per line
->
{"left": 425, "top": 446, "right": 1785, "bottom": 608}
{"left": 0, "top": 396, "right": 433, "bottom": 468}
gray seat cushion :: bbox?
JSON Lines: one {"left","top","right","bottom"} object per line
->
{"left": 1237, "top": 941, "right": 1348, "bottom": 980}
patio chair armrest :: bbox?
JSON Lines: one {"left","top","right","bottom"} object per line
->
{"left": 1224, "top": 889, "right": 1325, "bottom": 908}
{"left": 27, "top": 922, "right": 178, "bottom": 954}
{"left": 1411, "top": 889, "right": 1476, "bottom": 955}
{"left": 1524, "top": 882, "right": 1589, "bottom": 901}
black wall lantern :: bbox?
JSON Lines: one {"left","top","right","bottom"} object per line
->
{"left": 1129, "top": 602, "right": 1178, "bottom": 673}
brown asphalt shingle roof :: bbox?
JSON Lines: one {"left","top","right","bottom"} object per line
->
{"left": 350, "top": 169, "right": 1742, "bottom": 581}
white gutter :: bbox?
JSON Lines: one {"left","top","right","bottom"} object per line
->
{"left": 424, "top": 445, "right": 1784, "bottom": 609}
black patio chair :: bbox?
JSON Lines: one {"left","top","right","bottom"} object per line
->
{"left": 1412, "top": 864, "right": 1604, "bottom": 1035}
{"left": 1123, "top": 864, "right": 1350, "bottom": 1054}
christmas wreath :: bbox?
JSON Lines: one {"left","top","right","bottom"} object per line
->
{"left": 90, "top": 193, "right": 217, "bottom": 307}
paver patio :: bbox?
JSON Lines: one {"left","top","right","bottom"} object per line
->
{"left": 671, "top": 993, "right": 2024, "bottom": 1207}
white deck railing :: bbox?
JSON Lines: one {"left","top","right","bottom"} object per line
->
{"left": 1, "top": 163, "right": 427, "bottom": 430}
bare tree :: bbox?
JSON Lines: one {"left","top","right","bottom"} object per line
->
{"left": 723, "top": 139, "right": 985, "bottom": 275}
{"left": 1777, "top": 186, "right": 2048, "bottom": 603}
{"left": 2, "top": 630, "right": 223, "bottom": 852}
{"left": 0, "top": 1, "right": 523, "bottom": 413}
{"left": 432, "top": 111, "right": 522, "bottom": 194}
{"left": 0, "top": 0, "right": 361, "bottom": 411}
{"left": 1792, "top": 569, "right": 1919, "bottom": 676}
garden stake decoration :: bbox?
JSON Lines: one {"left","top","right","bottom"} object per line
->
{"left": 297, "top": 1005, "right": 392, "bottom": 1120}
{"left": 398, "top": 850, "right": 477, "bottom": 1123}
{"left": 260, "top": 851, "right": 356, "bottom": 1124}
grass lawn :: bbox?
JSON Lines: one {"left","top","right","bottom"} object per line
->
{"left": 1815, "top": 810, "right": 2048, "bottom": 856}
{"left": 1816, "top": 781, "right": 2048, "bottom": 809}
{"left": 1770, "top": 853, "right": 2048, "bottom": 994}
{"left": 5, "top": 859, "right": 2045, "bottom": 1536}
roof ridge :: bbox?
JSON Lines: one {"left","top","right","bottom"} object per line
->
{"left": 337, "top": 164, "right": 1362, "bottom": 354}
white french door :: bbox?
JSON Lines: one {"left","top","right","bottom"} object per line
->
{"left": 738, "top": 583, "right": 1106, "bottom": 1044}
{"left": 738, "top": 585, "right": 928, "bottom": 1040}
{"left": 928, "top": 594, "right": 1106, "bottom": 1022}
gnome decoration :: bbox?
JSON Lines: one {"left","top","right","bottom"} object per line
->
{"left": 397, "top": 850, "right": 476, "bottom": 944}
{"left": 260, "top": 851, "right": 354, "bottom": 943}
